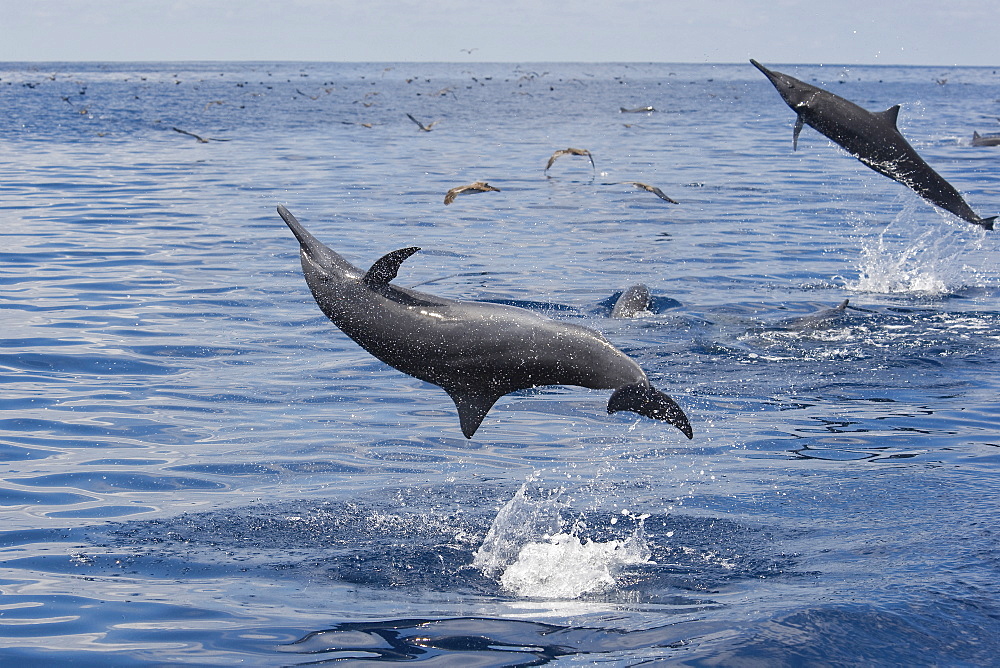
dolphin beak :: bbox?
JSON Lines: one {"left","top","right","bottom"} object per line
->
{"left": 750, "top": 59, "right": 778, "bottom": 84}
{"left": 277, "top": 205, "right": 314, "bottom": 248}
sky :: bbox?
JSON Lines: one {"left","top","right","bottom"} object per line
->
{"left": 1, "top": 0, "right": 997, "bottom": 66}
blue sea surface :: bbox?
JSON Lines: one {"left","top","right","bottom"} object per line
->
{"left": 1, "top": 61, "right": 999, "bottom": 665}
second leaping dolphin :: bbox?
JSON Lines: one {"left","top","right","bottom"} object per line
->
{"left": 751, "top": 59, "right": 995, "bottom": 230}
{"left": 278, "top": 205, "right": 692, "bottom": 440}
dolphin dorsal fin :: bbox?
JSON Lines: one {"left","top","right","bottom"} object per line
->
{"left": 792, "top": 114, "right": 805, "bottom": 151}
{"left": 447, "top": 390, "right": 503, "bottom": 438}
{"left": 878, "top": 104, "right": 901, "bottom": 128}
{"left": 364, "top": 247, "right": 421, "bottom": 287}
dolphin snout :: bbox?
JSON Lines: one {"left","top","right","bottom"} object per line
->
{"left": 750, "top": 59, "right": 777, "bottom": 82}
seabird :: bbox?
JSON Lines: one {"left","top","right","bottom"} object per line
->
{"left": 444, "top": 181, "right": 500, "bottom": 205}
{"left": 544, "top": 148, "right": 595, "bottom": 173}
{"left": 172, "top": 127, "right": 230, "bottom": 143}
{"left": 607, "top": 181, "right": 679, "bottom": 204}
{"left": 406, "top": 113, "right": 439, "bottom": 132}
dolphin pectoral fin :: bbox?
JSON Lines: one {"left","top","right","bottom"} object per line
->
{"left": 364, "top": 247, "right": 421, "bottom": 287}
{"left": 608, "top": 384, "right": 693, "bottom": 439}
{"left": 792, "top": 114, "right": 804, "bottom": 151}
{"left": 447, "top": 390, "right": 503, "bottom": 439}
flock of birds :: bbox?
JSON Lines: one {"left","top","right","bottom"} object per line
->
{"left": 153, "top": 62, "right": 1000, "bottom": 221}
{"left": 441, "top": 146, "right": 678, "bottom": 207}
{"left": 28, "top": 62, "right": 995, "bottom": 218}
{"left": 406, "top": 114, "right": 679, "bottom": 207}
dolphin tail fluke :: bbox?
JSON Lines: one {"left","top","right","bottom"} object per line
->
{"left": 448, "top": 390, "right": 503, "bottom": 439}
{"left": 608, "top": 384, "right": 693, "bottom": 439}
{"left": 978, "top": 216, "right": 996, "bottom": 231}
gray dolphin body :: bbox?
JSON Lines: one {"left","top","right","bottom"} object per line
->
{"left": 278, "top": 206, "right": 692, "bottom": 440}
{"left": 751, "top": 59, "right": 995, "bottom": 230}
{"left": 781, "top": 299, "right": 850, "bottom": 331}
{"left": 972, "top": 131, "right": 1000, "bottom": 147}
{"left": 611, "top": 284, "right": 652, "bottom": 318}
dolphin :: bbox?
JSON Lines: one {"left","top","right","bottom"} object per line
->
{"left": 972, "top": 131, "right": 1000, "bottom": 147}
{"left": 751, "top": 59, "right": 995, "bottom": 230}
{"left": 278, "top": 205, "right": 692, "bottom": 440}
{"left": 780, "top": 299, "right": 850, "bottom": 331}
{"left": 610, "top": 284, "right": 652, "bottom": 318}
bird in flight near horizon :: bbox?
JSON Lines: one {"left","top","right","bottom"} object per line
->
{"left": 406, "top": 113, "right": 439, "bottom": 132}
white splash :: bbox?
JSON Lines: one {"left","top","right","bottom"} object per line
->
{"left": 472, "top": 482, "right": 652, "bottom": 599}
{"left": 498, "top": 529, "right": 651, "bottom": 599}
{"left": 845, "top": 203, "right": 988, "bottom": 296}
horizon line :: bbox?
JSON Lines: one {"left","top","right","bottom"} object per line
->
{"left": 1, "top": 59, "right": 995, "bottom": 68}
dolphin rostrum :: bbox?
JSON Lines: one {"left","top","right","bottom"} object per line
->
{"left": 278, "top": 205, "right": 692, "bottom": 440}
{"left": 751, "top": 59, "right": 995, "bottom": 230}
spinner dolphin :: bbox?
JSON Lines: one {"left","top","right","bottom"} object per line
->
{"left": 279, "top": 205, "right": 692, "bottom": 439}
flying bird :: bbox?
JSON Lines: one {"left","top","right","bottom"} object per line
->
{"left": 606, "top": 181, "right": 678, "bottom": 204}
{"left": 444, "top": 181, "right": 501, "bottom": 205}
{"left": 406, "top": 113, "right": 439, "bottom": 132}
{"left": 172, "top": 127, "right": 230, "bottom": 143}
{"left": 544, "top": 148, "right": 595, "bottom": 173}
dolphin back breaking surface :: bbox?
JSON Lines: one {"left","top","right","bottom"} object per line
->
{"left": 751, "top": 59, "right": 995, "bottom": 230}
{"left": 277, "top": 205, "right": 692, "bottom": 440}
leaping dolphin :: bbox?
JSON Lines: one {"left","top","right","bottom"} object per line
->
{"left": 278, "top": 205, "right": 692, "bottom": 440}
{"left": 751, "top": 59, "right": 995, "bottom": 230}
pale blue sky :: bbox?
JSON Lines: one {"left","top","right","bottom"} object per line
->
{"left": 1, "top": 0, "right": 997, "bottom": 65}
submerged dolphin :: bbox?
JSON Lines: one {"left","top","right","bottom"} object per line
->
{"left": 972, "top": 131, "right": 1000, "bottom": 147}
{"left": 780, "top": 299, "right": 850, "bottom": 331}
{"left": 751, "top": 59, "right": 995, "bottom": 230}
{"left": 611, "top": 284, "right": 652, "bottom": 318}
{"left": 278, "top": 205, "right": 692, "bottom": 440}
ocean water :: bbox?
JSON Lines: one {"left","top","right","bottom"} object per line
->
{"left": 1, "top": 60, "right": 999, "bottom": 665}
